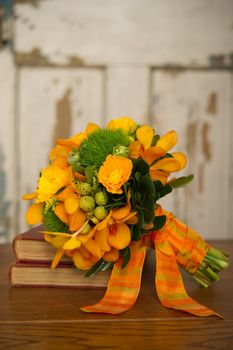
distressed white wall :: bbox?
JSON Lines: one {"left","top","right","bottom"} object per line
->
{"left": 0, "top": 0, "right": 233, "bottom": 240}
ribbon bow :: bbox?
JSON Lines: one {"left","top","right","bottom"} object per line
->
{"left": 81, "top": 208, "right": 221, "bottom": 317}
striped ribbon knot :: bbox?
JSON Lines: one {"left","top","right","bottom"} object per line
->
{"left": 81, "top": 207, "right": 221, "bottom": 317}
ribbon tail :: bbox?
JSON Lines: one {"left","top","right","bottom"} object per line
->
{"left": 81, "top": 241, "right": 146, "bottom": 314}
{"left": 155, "top": 241, "right": 222, "bottom": 318}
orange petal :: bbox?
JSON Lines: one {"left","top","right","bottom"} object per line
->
{"left": 172, "top": 152, "right": 187, "bottom": 170}
{"left": 22, "top": 192, "right": 37, "bottom": 200}
{"left": 72, "top": 251, "right": 93, "bottom": 270}
{"left": 55, "top": 185, "right": 74, "bottom": 201}
{"left": 85, "top": 122, "right": 100, "bottom": 134}
{"left": 129, "top": 140, "right": 143, "bottom": 159}
{"left": 112, "top": 205, "right": 131, "bottom": 221}
{"left": 94, "top": 227, "right": 111, "bottom": 252}
{"left": 49, "top": 236, "right": 69, "bottom": 249}
{"left": 64, "top": 196, "right": 80, "bottom": 215}
{"left": 63, "top": 237, "right": 81, "bottom": 250}
{"left": 95, "top": 211, "right": 112, "bottom": 231}
{"left": 108, "top": 222, "right": 131, "bottom": 250}
{"left": 151, "top": 158, "right": 181, "bottom": 172}
{"left": 52, "top": 156, "right": 69, "bottom": 168}
{"left": 149, "top": 169, "right": 169, "bottom": 184}
{"left": 78, "top": 228, "right": 96, "bottom": 244}
{"left": 25, "top": 203, "right": 43, "bottom": 225}
{"left": 143, "top": 146, "right": 165, "bottom": 165}
{"left": 54, "top": 202, "right": 69, "bottom": 224}
{"left": 136, "top": 125, "right": 154, "bottom": 149}
{"left": 103, "top": 248, "right": 119, "bottom": 262}
{"left": 79, "top": 245, "right": 91, "bottom": 260}
{"left": 156, "top": 130, "right": 177, "bottom": 152}
{"left": 51, "top": 249, "right": 64, "bottom": 269}
{"left": 73, "top": 172, "right": 86, "bottom": 182}
{"left": 84, "top": 239, "right": 102, "bottom": 259}
{"left": 69, "top": 209, "right": 86, "bottom": 232}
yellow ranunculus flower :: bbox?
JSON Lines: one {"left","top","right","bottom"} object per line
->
{"left": 107, "top": 116, "right": 137, "bottom": 134}
{"left": 98, "top": 155, "right": 132, "bottom": 194}
{"left": 36, "top": 165, "right": 69, "bottom": 202}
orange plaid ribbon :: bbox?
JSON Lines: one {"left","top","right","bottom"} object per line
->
{"left": 81, "top": 208, "right": 221, "bottom": 317}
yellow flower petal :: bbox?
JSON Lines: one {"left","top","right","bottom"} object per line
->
{"left": 151, "top": 158, "right": 181, "bottom": 172}
{"left": 69, "top": 209, "right": 86, "bottom": 232}
{"left": 49, "top": 236, "right": 69, "bottom": 249}
{"left": 136, "top": 125, "right": 154, "bottom": 149}
{"left": 25, "top": 203, "right": 43, "bottom": 225}
{"left": 98, "top": 155, "right": 132, "bottom": 194}
{"left": 22, "top": 192, "right": 37, "bottom": 200}
{"left": 156, "top": 130, "right": 177, "bottom": 152}
{"left": 143, "top": 146, "right": 165, "bottom": 165}
{"left": 149, "top": 169, "right": 169, "bottom": 184}
{"left": 51, "top": 249, "right": 64, "bottom": 269}
{"left": 107, "top": 117, "right": 137, "bottom": 134}
{"left": 108, "top": 223, "right": 131, "bottom": 250}
{"left": 103, "top": 248, "right": 119, "bottom": 262}
{"left": 54, "top": 202, "right": 69, "bottom": 224}
{"left": 72, "top": 251, "right": 94, "bottom": 270}
{"left": 172, "top": 152, "right": 187, "bottom": 170}
{"left": 64, "top": 196, "right": 80, "bottom": 215}
{"left": 55, "top": 185, "right": 75, "bottom": 201}
{"left": 111, "top": 205, "right": 131, "bottom": 221}
{"left": 94, "top": 227, "right": 111, "bottom": 252}
{"left": 84, "top": 239, "right": 102, "bottom": 259}
{"left": 85, "top": 122, "right": 100, "bottom": 135}
{"left": 63, "top": 237, "right": 81, "bottom": 250}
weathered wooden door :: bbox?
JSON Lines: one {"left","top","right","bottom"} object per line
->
{"left": 0, "top": 0, "right": 233, "bottom": 240}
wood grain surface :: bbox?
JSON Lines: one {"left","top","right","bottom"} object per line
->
{"left": 0, "top": 241, "right": 232, "bottom": 349}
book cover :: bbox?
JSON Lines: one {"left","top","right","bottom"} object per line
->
{"left": 13, "top": 226, "right": 72, "bottom": 264}
{"left": 10, "top": 260, "right": 109, "bottom": 289}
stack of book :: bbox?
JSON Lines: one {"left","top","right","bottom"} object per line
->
{"left": 10, "top": 226, "right": 109, "bottom": 289}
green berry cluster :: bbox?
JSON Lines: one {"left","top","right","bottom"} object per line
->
{"left": 78, "top": 185, "right": 109, "bottom": 224}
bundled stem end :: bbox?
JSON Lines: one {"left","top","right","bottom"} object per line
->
{"left": 193, "top": 247, "right": 229, "bottom": 288}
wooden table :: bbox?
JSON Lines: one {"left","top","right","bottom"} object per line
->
{"left": 0, "top": 241, "right": 232, "bottom": 350}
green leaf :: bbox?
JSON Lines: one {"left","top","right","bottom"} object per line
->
{"left": 151, "top": 134, "right": 160, "bottom": 146}
{"left": 135, "top": 171, "right": 141, "bottom": 182}
{"left": 158, "top": 184, "right": 172, "bottom": 198}
{"left": 131, "top": 225, "right": 142, "bottom": 241}
{"left": 85, "top": 166, "right": 96, "bottom": 184}
{"left": 139, "top": 175, "right": 155, "bottom": 199}
{"left": 153, "top": 180, "right": 163, "bottom": 191}
{"left": 43, "top": 206, "right": 69, "bottom": 233}
{"left": 170, "top": 175, "right": 194, "bottom": 188}
{"left": 142, "top": 197, "right": 155, "bottom": 224}
{"left": 132, "top": 159, "right": 149, "bottom": 176}
{"left": 85, "top": 259, "right": 113, "bottom": 277}
{"left": 120, "top": 246, "right": 131, "bottom": 268}
{"left": 153, "top": 215, "right": 166, "bottom": 230}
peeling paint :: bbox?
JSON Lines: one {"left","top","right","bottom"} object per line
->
{"left": 186, "top": 121, "right": 197, "bottom": 158}
{"left": 68, "top": 55, "right": 85, "bottom": 67}
{"left": 16, "top": 48, "right": 51, "bottom": 66}
{"left": 202, "top": 122, "right": 212, "bottom": 161}
{"left": 198, "top": 162, "right": 205, "bottom": 193}
{"left": 16, "top": 49, "right": 86, "bottom": 67}
{"left": 206, "top": 92, "right": 218, "bottom": 115}
{"left": 53, "top": 88, "right": 72, "bottom": 144}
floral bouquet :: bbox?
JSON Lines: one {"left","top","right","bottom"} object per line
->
{"left": 23, "top": 117, "right": 229, "bottom": 316}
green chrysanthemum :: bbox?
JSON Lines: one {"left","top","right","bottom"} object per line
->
{"left": 79, "top": 128, "right": 130, "bottom": 168}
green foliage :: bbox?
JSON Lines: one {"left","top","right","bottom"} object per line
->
{"left": 85, "top": 259, "right": 113, "bottom": 277}
{"left": 79, "top": 129, "right": 130, "bottom": 168}
{"left": 170, "top": 175, "right": 194, "bottom": 188}
{"left": 43, "top": 206, "right": 69, "bottom": 233}
{"left": 120, "top": 246, "right": 131, "bottom": 268}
